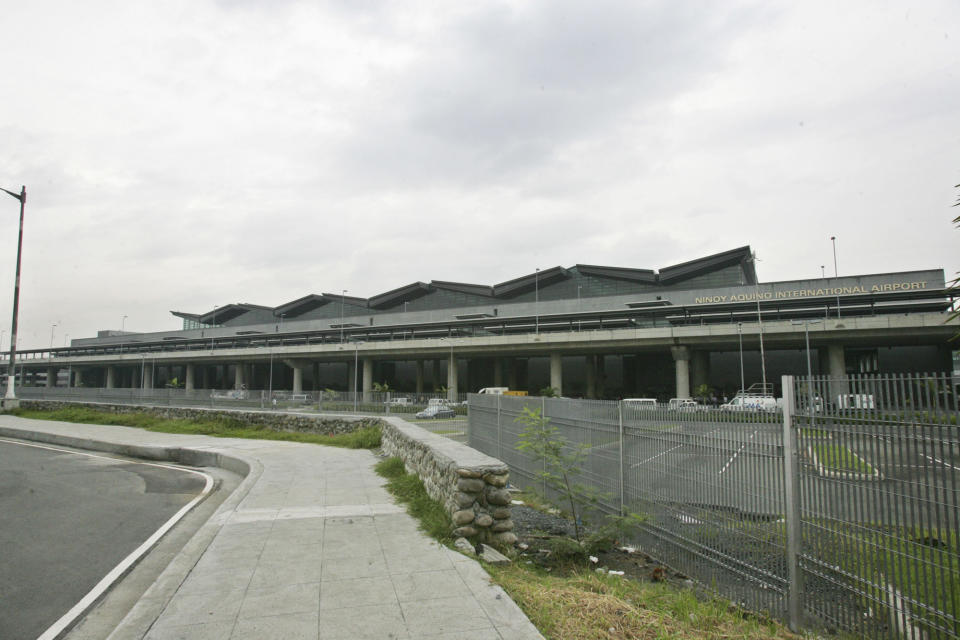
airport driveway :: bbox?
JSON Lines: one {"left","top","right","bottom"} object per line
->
{"left": 0, "top": 438, "right": 207, "bottom": 640}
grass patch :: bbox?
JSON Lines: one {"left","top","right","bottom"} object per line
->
{"left": 811, "top": 442, "right": 874, "bottom": 474}
{"left": 374, "top": 457, "right": 452, "bottom": 542}
{"left": 487, "top": 564, "right": 796, "bottom": 640}
{"left": 373, "top": 459, "right": 795, "bottom": 640}
{"left": 10, "top": 406, "right": 381, "bottom": 449}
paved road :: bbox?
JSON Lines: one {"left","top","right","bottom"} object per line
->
{"left": 0, "top": 438, "right": 207, "bottom": 640}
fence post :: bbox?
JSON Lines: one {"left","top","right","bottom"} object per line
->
{"left": 782, "top": 375, "right": 803, "bottom": 632}
{"left": 618, "top": 400, "right": 625, "bottom": 516}
{"left": 497, "top": 393, "right": 502, "bottom": 460}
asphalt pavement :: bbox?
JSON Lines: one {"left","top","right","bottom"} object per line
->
{"left": 0, "top": 438, "right": 208, "bottom": 640}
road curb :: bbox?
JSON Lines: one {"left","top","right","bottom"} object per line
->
{"left": 0, "top": 423, "right": 263, "bottom": 640}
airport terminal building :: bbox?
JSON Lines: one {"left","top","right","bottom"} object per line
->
{"left": 15, "top": 246, "right": 959, "bottom": 400}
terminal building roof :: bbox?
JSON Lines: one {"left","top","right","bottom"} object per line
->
{"left": 174, "top": 246, "right": 761, "bottom": 328}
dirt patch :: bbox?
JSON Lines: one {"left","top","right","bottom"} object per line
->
{"left": 511, "top": 505, "right": 694, "bottom": 590}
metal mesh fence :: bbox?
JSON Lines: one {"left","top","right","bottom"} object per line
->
{"left": 791, "top": 373, "right": 960, "bottom": 639}
{"left": 470, "top": 376, "right": 960, "bottom": 638}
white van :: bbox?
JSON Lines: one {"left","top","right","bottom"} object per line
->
{"left": 721, "top": 395, "right": 779, "bottom": 412}
{"left": 623, "top": 398, "right": 659, "bottom": 410}
{"left": 477, "top": 387, "right": 509, "bottom": 395}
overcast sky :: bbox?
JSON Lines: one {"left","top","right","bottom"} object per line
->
{"left": 1, "top": 0, "right": 958, "bottom": 349}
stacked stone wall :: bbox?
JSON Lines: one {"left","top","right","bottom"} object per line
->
{"left": 18, "top": 400, "right": 380, "bottom": 436}
{"left": 381, "top": 417, "right": 515, "bottom": 545}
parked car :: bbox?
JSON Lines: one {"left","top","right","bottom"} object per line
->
{"left": 415, "top": 405, "right": 456, "bottom": 419}
{"left": 668, "top": 398, "right": 701, "bottom": 411}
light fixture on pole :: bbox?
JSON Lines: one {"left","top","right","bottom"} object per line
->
{"left": 1, "top": 185, "right": 26, "bottom": 407}
{"left": 121, "top": 315, "right": 127, "bottom": 332}
{"left": 351, "top": 340, "right": 364, "bottom": 412}
{"left": 792, "top": 319, "right": 822, "bottom": 416}
{"left": 577, "top": 285, "right": 582, "bottom": 332}
{"left": 63, "top": 333, "right": 69, "bottom": 347}
{"left": 748, "top": 251, "right": 768, "bottom": 392}
{"left": 830, "top": 237, "right": 841, "bottom": 318}
{"left": 820, "top": 265, "right": 825, "bottom": 279}
{"left": 737, "top": 322, "right": 745, "bottom": 393}
{"left": 340, "top": 289, "right": 348, "bottom": 344}
{"left": 534, "top": 268, "right": 539, "bottom": 335}
{"left": 50, "top": 322, "right": 58, "bottom": 350}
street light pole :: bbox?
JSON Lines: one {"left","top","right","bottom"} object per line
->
{"left": 50, "top": 322, "right": 58, "bottom": 350}
{"left": 830, "top": 237, "right": 841, "bottom": 319}
{"left": 2, "top": 185, "right": 26, "bottom": 405}
{"left": 353, "top": 341, "right": 360, "bottom": 412}
{"left": 738, "top": 322, "right": 745, "bottom": 393}
{"left": 341, "top": 289, "right": 348, "bottom": 344}
{"left": 535, "top": 268, "right": 539, "bottom": 335}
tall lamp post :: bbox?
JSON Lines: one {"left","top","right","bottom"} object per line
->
{"left": 830, "top": 236, "right": 841, "bottom": 319}
{"left": 340, "top": 290, "right": 348, "bottom": 344}
{"left": 534, "top": 268, "right": 540, "bottom": 335}
{"left": 2, "top": 185, "right": 26, "bottom": 407}
{"left": 792, "top": 319, "right": 822, "bottom": 416}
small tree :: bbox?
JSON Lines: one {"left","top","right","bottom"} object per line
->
{"left": 515, "top": 406, "right": 592, "bottom": 541}
{"left": 539, "top": 386, "right": 558, "bottom": 398}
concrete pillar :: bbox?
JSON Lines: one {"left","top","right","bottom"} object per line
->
{"left": 447, "top": 351, "right": 458, "bottom": 402}
{"left": 827, "top": 344, "right": 848, "bottom": 399}
{"left": 507, "top": 359, "right": 518, "bottom": 391}
{"left": 143, "top": 365, "right": 154, "bottom": 390}
{"left": 415, "top": 360, "right": 424, "bottom": 394}
{"left": 432, "top": 360, "right": 441, "bottom": 392}
{"left": 234, "top": 364, "right": 245, "bottom": 390}
{"left": 201, "top": 366, "right": 210, "bottom": 390}
{"left": 671, "top": 346, "right": 691, "bottom": 399}
{"left": 347, "top": 360, "right": 356, "bottom": 393}
{"left": 549, "top": 353, "right": 563, "bottom": 396}
{"left": 362, "top": 357, "right": 373, "bottom": 402}
{"left": 691, "top": 350, "right": 710, "bottom": 395}
{"left": 47, "top": 367, "right": 57, "bottom": 388}
{"left": 596, "top": 356, "right": 606, "bottom": 398}
{"left": 290, "top": 362, "right": 304, "bottom": 394}
{"left": 493, "top": 358, "right": 503, "bottom": 387}
{"left": 185, "top": 364, "right": 195, "bottom": 391}
{"left": 105, "top": 366, "right": 116, "bottom": 389}
{"left": 586, "top": 355, "right": 597, "bottom": 399}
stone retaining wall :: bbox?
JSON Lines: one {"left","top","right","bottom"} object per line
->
{"left": 18, "top": 400, "right": 381, "bottom": 436}
{"left": 381, "top": 417, "right": 516, "bottom": 546}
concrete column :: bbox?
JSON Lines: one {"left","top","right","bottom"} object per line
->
{"left": 185, "top": 364, "right": 195, "bottom": 391}
{"left": 691, "top": 350, "right": 710, "bottom": 395}
{"left": 432, "top": 360, "right": 441, "bottom": 392}
{"left": 105, "top": 366, "right": 116, "bottom": 389}
{"left": 143, "top": 365, "right": 154, "bottom": 390}
{"left": 507, "top": 359, "right": 518, "bottom": 390}
{"left": 671, "top": 346, "right": 691, "bottom": 399}
{"left": 290, "top": 362, "right": 304, "bottom": 394}
{"left": 234, "top": 364, "right": 245, "bottom": 390}
{"left": 827, "top": 344, "right": 848, "bottom": 399}
{"left": 586, "top": 355, "right": 597, "bottom": 399}
{"left": 596, "top": 356, "right": 606, "bottom": 398}
{"left": 415, "top": 360, "right": 424, "bottom": 394}
{"left": 46, "top": 367, "right": 57, "bottom": 388}
{"left": 493, "top": 358, "right": 503, "bottom": 387}
{"left": 201, "top": 366, "right": 210, "bottom": 390}
{"left": 362, "top": 357, "right": 373, "bottom": 402}
{"left": 447, "top": 351, "right": 458, "bottom": 402}
{"left": 549, "top": 353, "right": 563, "bottom": 396}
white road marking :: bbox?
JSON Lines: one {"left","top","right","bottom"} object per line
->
{"left": 631, "top": 443, "right": 683, "bottom": 468}
{"left": 719, "top": 430, "right": 758, "bottom": 475}
{"left": 924, "top": 454, "right": 960, "bottom": 471}
{"left": 0, "top": 438, "right": 214, "bottom": 640}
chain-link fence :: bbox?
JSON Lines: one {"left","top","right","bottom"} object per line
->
{"left": 15, "top": 387, "right": 469, "bottom": 440}
{"left": 469, "top": 374, "right": 960, "bottom": 638}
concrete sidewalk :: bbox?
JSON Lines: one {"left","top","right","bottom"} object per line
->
{"left": 0, "top": 415, "right": 543, "bottom": 640}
